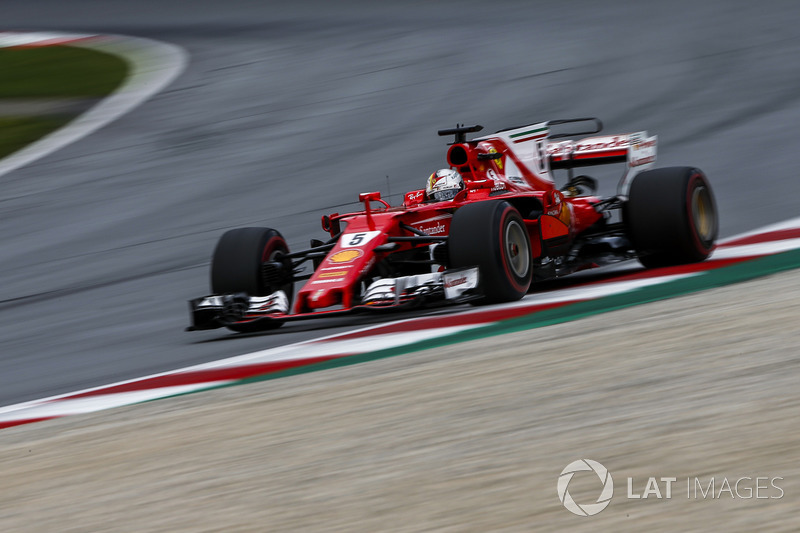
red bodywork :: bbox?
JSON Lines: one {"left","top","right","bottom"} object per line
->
{"left": 294, "top": 126, "right": 608, "bottom": 314}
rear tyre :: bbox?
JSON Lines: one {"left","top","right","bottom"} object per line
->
{"left": 625, "top": 167, "right": 717, "bottom": 268}
{"left": 449, "top": 200, "right": 532, "bottom": 304}
{"left": 210, "top": 227, "right": 292, "bottom": 331}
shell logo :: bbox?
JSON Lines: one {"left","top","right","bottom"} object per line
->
{"left": 329, "top": 249, "right": 363, "bottom": 263}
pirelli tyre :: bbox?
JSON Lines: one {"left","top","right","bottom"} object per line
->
{"left": 210, "top": 227, "right": 292, "bottom": 331}
{"left": 449, "top": 200, "right": 533, "bottom": 304}
{"left": 625, "top": 167, "right": 718, "bottom": 268}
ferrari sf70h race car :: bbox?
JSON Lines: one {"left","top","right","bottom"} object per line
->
{"left": 188, "top": 118, "right": 718, "bottom": 332}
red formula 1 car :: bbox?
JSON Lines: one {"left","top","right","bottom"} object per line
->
{"left": 188, "top": 119, "right": 717, "bottom": 332}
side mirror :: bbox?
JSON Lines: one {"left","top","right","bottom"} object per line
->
{"left": 359, "top": 191, "right": 382, "bottom": 203}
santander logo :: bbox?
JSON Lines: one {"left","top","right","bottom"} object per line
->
{"left": 444, "top": 276, "right": 467, "bottom": 289}
{"left": 418, "top": 222, "right": 447, "bottom": 235}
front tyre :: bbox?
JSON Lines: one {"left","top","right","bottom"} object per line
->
{"left": 449, "top": 200, "right": 532, "bottom": 304}
{"left": 625, "top": 167, "right": 718, "bottom": 268}
{"left": 210, "top": 227, "right": 292, "bottom": 332}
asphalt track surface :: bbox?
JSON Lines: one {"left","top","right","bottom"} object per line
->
{"left": 2, "top": 1, "right": 800, "bottom": 406}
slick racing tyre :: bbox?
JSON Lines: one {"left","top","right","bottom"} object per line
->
{"left": 449, "top": 200, "right": 532, "bottom": 304}
{"left": 210, "top": 227, "right": 292, "bottom": 332}
{"left": 625, "top": 167, "right": 718, "bottom": 268}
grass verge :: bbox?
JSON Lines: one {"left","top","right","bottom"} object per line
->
{"left": 0, "top": 116, "right": 73, "bottom": 159}
{"left": 0, "top": 45, "right": 128, "bottom": 159}
{"left": 0, "top": 46, "right": 128, "bottom": 98}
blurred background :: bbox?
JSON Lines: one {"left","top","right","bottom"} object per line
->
{"left": 0, "top": 0, "right": 799, "bottom": 423}
{"left": 1, "top": 1, "right": 800, "bottom": 530}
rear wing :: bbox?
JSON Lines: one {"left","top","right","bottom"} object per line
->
{"left": 548, "top": 131, "right": 657, "bottom": 197}
{"left": 548, "top": 132, "right": 657, "bottom": 169}
{"left": 463, "top": 117, "right": 657, "bottom": 196}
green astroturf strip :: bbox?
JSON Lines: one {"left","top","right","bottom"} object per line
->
{"left": 0, "top": 116, "right": 73, "bottom": 159}
{"left": 151, "top": 248, "right": 800, "bottom": 404}
{"left": 0, "top": 46, "right": 128, "bottom": 98}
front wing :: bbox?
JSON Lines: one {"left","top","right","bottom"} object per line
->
{"left": 187, "top": 268, "right": 480, "bottom": 331}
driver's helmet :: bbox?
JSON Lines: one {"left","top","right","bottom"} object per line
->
{"left": 426, "top": 168, "right": 464, "bottom": 201}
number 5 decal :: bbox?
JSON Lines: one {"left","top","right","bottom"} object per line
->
{"left": 348, "top": 233, "right": 365, "bottom": 246}
{"left": 340, "top": 231, "right": 381, "bottom": 248}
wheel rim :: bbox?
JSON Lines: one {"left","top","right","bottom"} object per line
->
{"left": 261, "top": 237, "right": 292, "bottom": 300}
{"left": 691, "top": 185, "right": 715, "bottom": 244}
{"left": 262, "top": 240, "right": 286, "bottom": 262}
{"left": 505, "top": 219, "right": 530, "bottom": 278}
{"left": 266, "top": 249, "right": 284, "bottom": 261}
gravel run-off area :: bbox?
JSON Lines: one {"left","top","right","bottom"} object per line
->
{"left": 1, "top": 270, "right": 798, "bottom": 532}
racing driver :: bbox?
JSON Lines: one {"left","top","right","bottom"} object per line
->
{"left": 425, "top": 168, "right": 465, "bottom": 202}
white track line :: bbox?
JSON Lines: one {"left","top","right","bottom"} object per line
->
{"left": 718, "top": 217, "right": 800, "bottom": 243}
{"left": 711, "top": 238, "right": 800, "bottom": 260}
{"left": 0, "top": 32, "right": 188, "bottom": 179}
{"left": 0, "top": 32, "right": 93, "bottom": 47}
{"left": 0, "top": 383, "right": 234, "bottom": 423}
{"left": 193, "top": 325, "right": 478, "bottom": 370}
{"left": 491, "top": 273, "right": 697, "bottom": 310}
